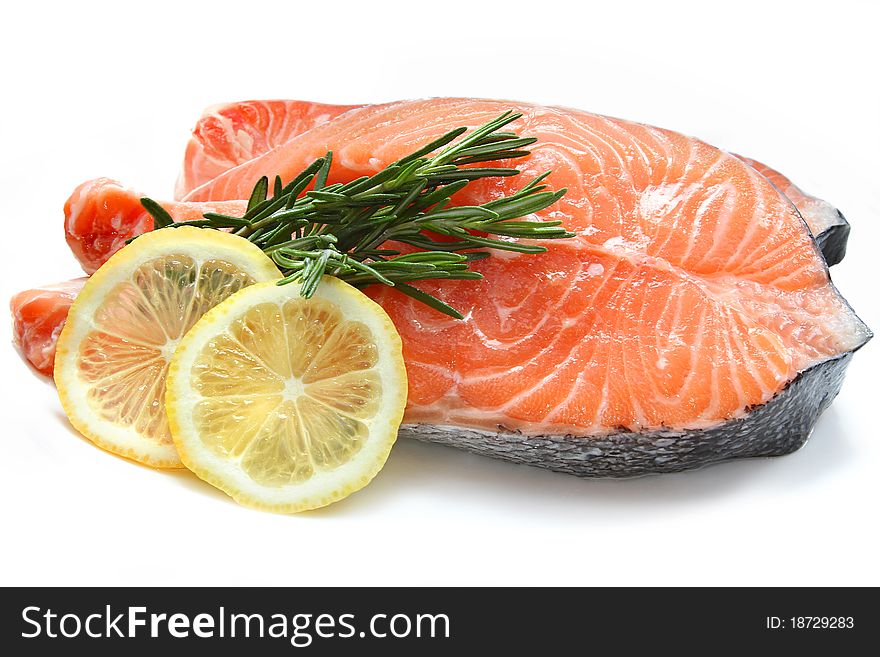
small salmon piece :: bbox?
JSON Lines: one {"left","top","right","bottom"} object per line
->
{"left": 11, "top": 279, "right": 86, "bottom": 376}
{"left": 65, "top": 178, "right": 247, "bottom": 274}
{"left": 175, "top": 100, "right": 362, "bottom": 200}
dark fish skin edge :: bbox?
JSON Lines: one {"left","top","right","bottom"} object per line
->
{"left": 816, "top": 211, "right": 850, "bottom": 267}
{"left": 400, "top": 351, "right": 864, "bottom": 478}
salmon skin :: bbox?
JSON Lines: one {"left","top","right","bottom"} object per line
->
{"left": 736, "top": 156, "right": 850, "bottom": 266}
{"left": 404, "top": 354, "right": 854, "bottom": 475}
{"left": 177, "top": 98, "right": 870, "bottom": 476}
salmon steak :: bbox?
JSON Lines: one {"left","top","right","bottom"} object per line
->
{"left": 172, "top": 97, "right": 870, "bottom": 475}
{"left": 12, "top": 98, "right": 870, "bottom": 476}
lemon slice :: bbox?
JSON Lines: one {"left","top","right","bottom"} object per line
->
{"left": 165, "top": 277, "right": 407, "bottom": 513}
{"left": 54, "top": 227, "right": 281, "bottom": 467}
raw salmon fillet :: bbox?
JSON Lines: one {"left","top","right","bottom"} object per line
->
{"left": 183, "top": 99, "right": 869, "bottom": 441}
{"left": 175, "top": 100, "right": 361, "bottom": 200}
{"left": 737, "top": 156, "right": 850, "bottom": 265}
{"left": 11, "top": 279, "right": 86, "bottom": 375}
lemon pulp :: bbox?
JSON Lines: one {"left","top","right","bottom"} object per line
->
{"left": 78, "top": 256, "right": 257, "bottom": 449}
{"left": 55, "top": 226, "right": 282, "bottom": 467}
{"left": 190, "top": 298, "right": 382, "bottom": 485}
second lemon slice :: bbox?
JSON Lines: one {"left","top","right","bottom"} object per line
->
{"left": 54, "top": 227, "right": 281, "bottom": 467}
{"left": 166, "top": 277, "right": 407, "bottom": 513}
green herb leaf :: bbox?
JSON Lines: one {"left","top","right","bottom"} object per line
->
{"left": 247, "top": 176, "right": 269, "bottom": 211}
{"left": 139, "top": 198, "right": 174, "bottom": 229}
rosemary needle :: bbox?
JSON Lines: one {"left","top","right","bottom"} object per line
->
{"left": 141, "top": 111, "right": 571, "bottom": 319}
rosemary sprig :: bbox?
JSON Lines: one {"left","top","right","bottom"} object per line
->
{"left": 141, "top": 111, "right": 571, "bottom": 318}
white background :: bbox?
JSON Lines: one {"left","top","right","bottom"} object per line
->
{"left": 1, "top": 0, "right": 877, "bottom": 586}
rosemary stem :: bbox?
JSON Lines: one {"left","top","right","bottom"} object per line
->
{"left": 139, "top": 111, "right": 571, "bottom": 319}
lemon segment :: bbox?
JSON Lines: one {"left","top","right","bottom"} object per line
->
{"left": 54, "top": 227, "right": 281, "bottom": 467}
{"left": 166, "top": 277, "right": 407, "bottom": 513}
